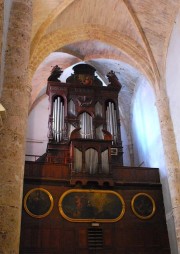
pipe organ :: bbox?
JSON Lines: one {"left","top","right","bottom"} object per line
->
{"left": 46, "top": 63, "right": 123, "bottom": 170}
{"left": 20, "top": 64, "right": 170, "bottom": 254}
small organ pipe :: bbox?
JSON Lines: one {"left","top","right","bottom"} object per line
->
{"left": 90, "top": 114, "right": 93, "bottom": 138}
{"left": 62, "top": 104, "right": 64, "bottom": 139}
{"left": 54, "top": 99, "right": 57, "bottom": 141}
{"left": 68, "top": 100, "right": 75, "bottom": 115}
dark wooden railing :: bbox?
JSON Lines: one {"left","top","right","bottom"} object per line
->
{"left": 24, "top": 160, "right": 160, "bottom": 186}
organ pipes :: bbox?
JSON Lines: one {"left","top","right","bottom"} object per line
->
{"left": 95, "top": 101, "right": 102, "bottom": 117}
{"left": 106, "top": 102, "right": 117, "bottom": 143}
{"left": 68, "top": 100, "right": 75, "bottom": 115}
{"left": 52, "top": 97, "right": 65, "bottom": 142}
{"left": 79, "top": 112, "right": 93, "bottom": 139}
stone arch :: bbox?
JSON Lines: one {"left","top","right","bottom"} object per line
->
{"left": 31, "top": 0, "right": 76, "bottom": 56}
{"left": 29, "top": 24, "right": 157, "bottom": 87}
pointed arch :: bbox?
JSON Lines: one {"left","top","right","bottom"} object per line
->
{"left": 30, "top": 25, "right": 156, "bottom": 87}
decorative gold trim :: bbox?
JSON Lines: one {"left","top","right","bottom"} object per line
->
{"left": 59, "top": 189, "right": 125, "bottom": 223}
{"left": 131, "top": 193, "right": 156, "bottom": 220}
{"left": 24, "top": 188, "right": 54, "bottom": 219}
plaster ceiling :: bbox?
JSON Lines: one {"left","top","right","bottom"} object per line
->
{"left": 30, "top": 0, "right": 180, "bottom": 135}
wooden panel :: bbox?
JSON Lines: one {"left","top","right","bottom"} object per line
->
{"left": 20, "top": 170, "right": 170, "bottom": 254}
{"left": 113, "top": 166, "right": 160, "bottom": 183}
{"left": 49, "top": 228, "right": 61, "bottom": 249}
{"left": 104, "top": 228, "right": 113, "bottom": 247}
{"left": 63, "top": 229, "right": 75, "bottom": 253}
{"left": 77, "top": 228, "right": 87, "bottom": 248}
{"left": 24, "top": 162, "right": 70, "bottom": 179}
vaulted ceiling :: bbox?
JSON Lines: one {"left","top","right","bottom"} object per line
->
{"left": 30, "top": 0, "right": 180, "bottom": 133}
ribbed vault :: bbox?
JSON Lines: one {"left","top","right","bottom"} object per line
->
{"left": 29, "top": 0, "right": 180, "bottom": 159}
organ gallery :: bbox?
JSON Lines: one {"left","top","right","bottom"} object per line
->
{"left": 20, "top": 64, "right": 170, "bottom": 253}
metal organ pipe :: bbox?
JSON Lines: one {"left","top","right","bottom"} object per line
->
{"left": 54, "top": 99, "right": 57, "bottom": 141}
{"left": 111, "top": 102, "right": 116, "bottom": 141}
{"left": 114, "top": 108, "right": 118, "bottom": 142}
{"left": 109, "top": 103, "right": 112, "bottom": 131}
{"left": 68, "top": 100, "right": 75, "bottom": 115}
{"left": 79, "top": 112, "right": 93, "bottom": 139}
{"left": 106, "top": 106, "right": 110, "bottom": 133}
{"left": 52, "top": 97, "right": 64, "bottom": 142}
{"left": 59, "top": 101, "right": 62, "bottom": 140}
{"left": 62, "top": 102, "right": 64, "bottom": 140}
{"left": 90, "top": 114, "right": 93, "bottom": 139}
{"left": 57, "top": 97, "right": 60, "bottom": 142}
{"left": 106, "top": 102, "right": 117, "bottom": 143}
{"left": 95, "top": 102, "right": 102, "bottom": 117}
{"left": 52, "top": 101, "right": 56, "bottom": 139}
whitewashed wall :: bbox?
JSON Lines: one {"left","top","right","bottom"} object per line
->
{"left": 25, "top": 96, "right": 49, "bottom": 161}
{"left": 165, "top": 12, "right": 180, "bottom": 254}
{"left": 131, "top": 79, "right": 178, "bottom": 254}
{"left": 131, "top": 80, "right": 165, "bottom": 169}
{"left": 166, "top": 12, "right": 180, "bottom": 162}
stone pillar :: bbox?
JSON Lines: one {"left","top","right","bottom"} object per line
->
{"left": 156, "top": 86, "right": 180, "bottom": 253}
{"left": 0, "top": 0, "right": 4, "bottom": 65}
{"left": 0, "top": 1, "right": 32, "bottom": 253}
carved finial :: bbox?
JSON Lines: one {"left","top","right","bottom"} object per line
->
{"left": 106, "top": 70, "right": 122, "bottom": 89}
{"left": 107, "top": 70, "right": 118, "bottom": 80}
{"left": 48, "top": 65, "right": 63, "bottom": 82}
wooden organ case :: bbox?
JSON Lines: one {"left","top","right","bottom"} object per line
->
{"left": 20, "top": 64, "right": 170, "bottom": 254}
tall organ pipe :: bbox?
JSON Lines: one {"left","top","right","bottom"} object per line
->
{"left": 107, "top": 102, "right": 112, "bottom": 135}
{"left": 111, "top": 102, "right": 116, "bottom": 141}
{"left": 114, "top": 108, "right": 118, "bottom": 142}
{"left": 59, "top": 101, "right": 62, "bottom": 141}
{"left": 79, "top": 112, "right": 93, "bottom": 139}
{"left": 54, "top": 99, "right": 57, "bottom": 141}
{"left": 57, "top": 97, "right": 60, "bottom": 142}
{"left": 106, "top": 102, "right": 117, "bottom": 143}
{"left": 52, "top": 101, "right": 55, "bottom": 138}
{"left": 90, "top": 114, "right": 93, "bottom": 138}
{"left": 62, "top": 103, "right": 64, "bottom": 139}
{"left": 52, "top": 97, "right": 64, "bottom": 142}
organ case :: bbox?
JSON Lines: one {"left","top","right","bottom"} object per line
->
{"left": 20, "top": 64, "right": 170, "bottom": 254}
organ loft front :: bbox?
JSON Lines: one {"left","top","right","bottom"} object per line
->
{"left": 20, "top": 64, "right": 170, "bottom": 254}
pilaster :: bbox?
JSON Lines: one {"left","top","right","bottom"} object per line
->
{"left": 156, "top": 86, "right": 180, "bottom": 253}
